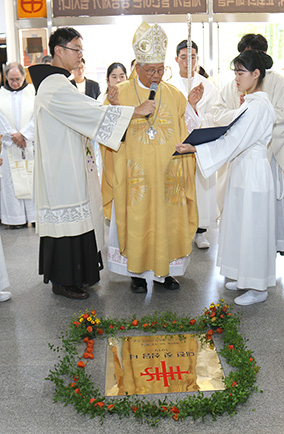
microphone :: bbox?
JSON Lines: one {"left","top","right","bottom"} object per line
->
{"left": 146, "top": 83, "right": 158, "bottom": 118}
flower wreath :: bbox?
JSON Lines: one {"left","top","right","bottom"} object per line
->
{"left": 47, "top": 300, "right": 260, "bottom": 426}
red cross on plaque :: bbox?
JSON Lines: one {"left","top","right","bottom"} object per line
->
{"left": 20, "top": 0, "right": 44, "bottom": 14}
{"left": 140, "top": 361, "right": 189, "bottom": 388}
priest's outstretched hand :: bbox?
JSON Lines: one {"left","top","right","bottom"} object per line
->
{"left": 176, "top": 142, "right": 196, "bottom": 154}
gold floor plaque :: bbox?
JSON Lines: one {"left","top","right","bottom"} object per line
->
{"left": 105, "top": 334, "right": 225, "bottom": 396}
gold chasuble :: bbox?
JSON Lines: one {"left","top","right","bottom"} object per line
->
{"left": 101, "top": 78, "right": 198, "bottom": 277}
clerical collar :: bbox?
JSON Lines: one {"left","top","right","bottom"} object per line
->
{"left": 4, "top": 80, "right": 28, "bottom": 92}
{"left": 137, "top": 76, "right": 153, "bottom": 90}
{"left": 29, "top": 64, "right": 70, "bottom": 93}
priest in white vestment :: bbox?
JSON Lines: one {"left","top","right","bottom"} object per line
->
{"left": 0, "top": 63, "right": 35, "bottom": 228}
{"left": 29, "top": 27, "right": 154, "bottom": 300}
{"left": 177, "top": 50, "right": 276, "bottom": 306}
{"left": 169, "top": 40, "right": 218, "bottom": 249}
{"left": 213, "top": 33, "right": 284, "bottom": 255}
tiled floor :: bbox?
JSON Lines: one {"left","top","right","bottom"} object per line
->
{"left": 0, "top": 224, "right": 284, "bottom": 434}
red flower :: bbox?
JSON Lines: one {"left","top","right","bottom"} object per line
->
{"left": 109, "top": 324, "right": 114, "bottom": 329}
{"left": 216, "top": 328, "right": 223, "bottom": 334}
{"left": 83, "top": 352, "right": 90, "bottom": 359}
{"left": 88, "top": 340, "right": 94, "bottom": 345}
{"left": 88, "top": 353, "right": 94, "bottom": 359}
{"left": 95, "top": 402, "right": 105, "bottom": 407}
{"left": 172, "top": 413, "right": 179, "bottom": 421}
{"left": 228, "top": 345, "right": 234, "bottom": 351}
{"left": 143, "top": 323, "right": 149, "bottom": 328}
{"left": 120, "top": 326, "right": 125, "bottom": 330}
{"left": 231, "top": 381, "right": 237, "bottom": 387}
{"left": 89, "top": 398, "right": 96, "bottom": 404}
{"left": 189, "top": 319, "right": 196, "bottom": 325}
{"left": 161, "top": 406, "right": 168, "bottom": 412}
{"left": 222, "top": 307, "right": 227, "bottom": 312}
{"left": 132, "top": 319, "right": 138, "bottom": 326}
{"left": 87, "top": 326, "right": 92, "bottom": 333}
{"left": 86, "top": 347, "right": 93, "bottom": 354}
{"left": 172, "top": 320, "right": 176, "bottom": 324}
{"left": 91, "top": 310, "right": 96, "bottom": 315}
{"left": 74, "top": 388, "right": 80, "bottom": 394}
{"left": 204, "top": 310, "right": 210, "bottom": 315}
{"left": 210, "top": 312, "right": 216, "bottom": 318}
{"left": 83, "top": 313, "right": 89, "bottom": 320}
{"left": 132, "top": 406, "right": 138, "bottom": 413}
{"left": 227, "top": 313, "right": 233, "bottom": 316}
{"left": 151, "top": 321, "right": 157, "bottom": 326}
{"left": 107, "top": 404, "right": 115, "bottom": 410}
{"left": 77, "top": 361, "right": 85, "bottom": 368}
{"left": 83, "top": 337, "right": 89, "bottom": 343}
{"left": 207, "top": 329, "right": 214, "bottom": 336}
{"left": 249, "top": 357, "right": 254, "bottom": 362}
{"left": 170, "top": 406, "right": 180, "bottom": 414}
{"left": 97, "top": 328, "right": 103, "bottom": 335}
{"left": 70, "top": 382, "right": 76, "bottom": 388}
{"left": 220, "top": 314, "right": 224, "bottom": 319}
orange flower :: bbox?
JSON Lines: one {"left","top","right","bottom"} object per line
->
{"left": 120, "top": 326, "right": 125, "bottom": 330}
{"left": 88, "top": 353, "right": 94, "bottom": 359}
{"left": 207, "top": 329, "right": 214, "bottom": 336}
{"left": 216, "top": 328, "right": 223, "bottom": 334}
{"left": 172, "top": 413, "right": 179, "bottom": 421}
{"left": 83, "top": 313, "right": 89, "bottom": 320}
{"left": 170, "top": 406, "right": 179, "bottom": 414}
{"left": 88, "top": 340, "right": 95, "bottom": 345}
{"left": 220, "top": 314, "right": 224, "bottom": 319}
{"left": 132, "top": 406, "right": 138, "bottom": 413}
{"left": 227, "top": 313, "right": 233, "bottom": 316}
{"left": 83, "top": 352, "right": 90, "bottom": 359}
{"left": 70, "top": 382, "right": 76, "bottom": 388}
{"left": 95, "top": 402, "right": 105, "bottom": 407}
{"left": 161, "top": 406, "right": 168, "bottom": 412}
{"left": 77, "top": 361, "right": 85, "bottom": 368}
{"left": 107, "top": 404, "right": 115, "bottom": 410}
{"left": 132, "top": 319, "right": 138, "bottom": 326}
{"left": 91, "top": 310, "right": 96, "bottom": 315}
{"left": 89, "top": 398, "right": 96, "bottom": 404}
{"left": 228, "top": 345, "right": 234, "bottom": 351}
{"left": 222, "top": 307, "right": 227, "bottom": 313}
{"left": 83, "top": 337, "right": 89, "bottom": 343}
{"left": 189, "top": 319, "right": 196, "bottom": 325}
{"left": 74, "top": 388, "right": 80, "bottom": 394}
{"left": 142, "top": 323, "right": 149, "bottom": 328}
{"left": 87, "top": 326, "right": 92, "bottom": 333}
{"left": 86, "top": 347, "right": 93, "bottom": 354}
{"left": 97, "top": 328, "right": 103, "bottom": 335}
{"left": 249, "top": 357, "right": 254, "bottom": 362}
{"left": 210, "top": 312, "right": 216, "bottom": 318}
{"left": 109, "top": 324, "right": 114, "bottom": 329}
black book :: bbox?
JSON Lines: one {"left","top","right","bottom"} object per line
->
{"left": 173, "top": 108, "right": 247, "bottom": 156}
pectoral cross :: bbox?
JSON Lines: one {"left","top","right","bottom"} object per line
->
{"left": 146, "top": 126, "right": 157, "bottom": 140}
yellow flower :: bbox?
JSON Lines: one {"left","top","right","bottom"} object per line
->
{"left": 95, "top": 318, "right": 101, "bottom": 325}
{"left": 91, "top": 321, "right": 95, "bottom": 324}
{"left": 79, "top": 318, "right": 83, "bottom": 323}
{"left": 211, "top": 317, "right": 217, "bottom": 322}
{"left": 220, "top": 299, "right": 224, "bottom": 302}
{"left": 216, "top": 304, "right": 220, "bottom": 307}
{"left": 87, "top": 317, "right": 91, "bottom": 321}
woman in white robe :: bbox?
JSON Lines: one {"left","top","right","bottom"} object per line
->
{"left": 176, "top": 50, "right": 276, "bottom": 306}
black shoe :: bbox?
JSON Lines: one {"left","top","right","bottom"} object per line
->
{"left": 131, "top": 277, "right": 147, "bottom": 293}
{"left": 9, "top": 224, "right": 27, "bottom": 229}
{"left": 52, "top": 284, "right": 89, "bottom": 300}
{"left": 155, "top": 276, "right": 180, "bottom": 290}
{"left": 277, "top": 251, "right": 284, "bottom": 256}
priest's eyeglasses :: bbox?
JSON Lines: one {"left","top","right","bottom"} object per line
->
{"left": 139, "top": 65, "right": 165, "bottom": 76}
{"left": 57, "top": 44, "right": 84, "bottom": 55}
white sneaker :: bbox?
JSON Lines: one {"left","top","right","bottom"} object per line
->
{"left": 234, "top": 290, "right": 268, "bottom": 306}
{"left": 0, "top": 291, "right": 11, "bottom": 302}
{"left": 225, "top": 281, "right": 239, "bottom": 291}
{"left": 194, "top": 233, "right": 210, "bottom": 249}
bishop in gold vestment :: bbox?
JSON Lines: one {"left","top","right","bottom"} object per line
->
{"left": 101, "top": 22, "right": 198, "bottom": 294}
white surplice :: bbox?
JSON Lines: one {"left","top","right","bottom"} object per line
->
{"left": 0, "top": 236, "right": 9, "bottom": 292}
{"left": 170, "top": 72, "right": 219, "bottom": 228}
{"left": 213, "top": 70, "right": 284, "bottom": 250}
{"left": 0, "top": 86, "right": 35, "bottom": 225}
{"left": 196, "top": 92, "right": 276, "bottom": 290}
{"left": 34, "top": 72, "right": 134, "bottom": 251}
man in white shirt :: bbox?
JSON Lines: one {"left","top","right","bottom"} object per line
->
{"left": 170, "top": 40, "right": 219, "bottom": 249}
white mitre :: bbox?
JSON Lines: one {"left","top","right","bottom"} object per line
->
{"left": 132, "top": 21, "right": 168, "bottom": 64}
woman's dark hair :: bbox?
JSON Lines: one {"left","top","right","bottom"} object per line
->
{"left": 49, "top": 27, "right": 82, "bottom": 57}
{"left": 237, "top": 34, "right": 268, "bottom": 53}
{"left": 231, "top": 50, "right": 273, "bottom": 87}
{"left": 106, "top": 62, "right": 127, "bottom": 79}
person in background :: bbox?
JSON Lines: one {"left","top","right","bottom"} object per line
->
{"left": 170, "top": 40, "right": 219, "bottom": 249}
{"left": 0, "top": 63, "right": 35, "bottom": 229}
{"left": 213, "top": 33, "right": 284, "bottom": 256}
{"left": 41, "top": 55, "right": 52, "bottom": 65}
{"left": 71, "top": 58, "right": 101, "bottom": 99}
{"left": 177, "top": 50, "right": 276, "bottom": 306}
